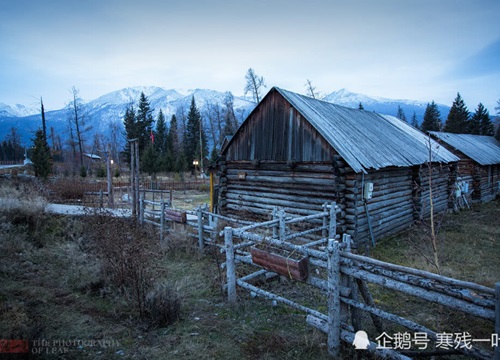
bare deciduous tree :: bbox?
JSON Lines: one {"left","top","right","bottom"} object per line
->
{"left": 244, "top": 68, "right": 266, "bottom": 104}
{"left": 305, "top": 79, "right": 319, "bottom": 99}
{"left": 67, "top": 87, "right": 92, "bottom": 168}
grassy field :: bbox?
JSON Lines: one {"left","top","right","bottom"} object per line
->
{"left": 0, "top": 179, "right": 498, "bottom": 359}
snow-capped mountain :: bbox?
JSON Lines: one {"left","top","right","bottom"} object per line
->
{"left": 321, "top": 88, "right": 449, "bottom": 121}
{"left": 0, "top": 86, "right": 451, "bottom": 146}
{"left": 0, "top": 102, "right": 39, "bottom": 118}
{"left": 0, "top": 87, "right": 257, "bottom": 145}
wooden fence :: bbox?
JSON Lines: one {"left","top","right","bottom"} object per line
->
{"left": 204, "top": 203, "right": 499, "bottom": 360}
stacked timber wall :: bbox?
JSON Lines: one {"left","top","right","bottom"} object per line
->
{"left": 220, "top": 159, "right": 456, "bottom": 246}
{"left": 413, "top": 163, "right": 454, "bottom": 220}
{"left": 432, "top": 142, "right": 499, "bottom": 203}
{"left": 219, "top": 159, "right": 341, "bottom": 226}
{"left": 473, "top": 164, "right": 500, "bottom": 202}
{"left": 345, "top": 167, "right": 414, "bottom": 245}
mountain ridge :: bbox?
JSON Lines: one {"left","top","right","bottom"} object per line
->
{"left": 0, "top": 86, "right": 453, "bottom": 146}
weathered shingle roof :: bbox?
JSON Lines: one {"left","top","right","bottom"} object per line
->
{"left": 429, "top": 132, "right": 500, "bottom": 165}
{"left": 274, "top": 87, "right": 458, "bottom": 173}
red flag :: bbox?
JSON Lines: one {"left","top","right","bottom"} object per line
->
{"left": 150, "top": 130, "right": 154, "bottom": 144}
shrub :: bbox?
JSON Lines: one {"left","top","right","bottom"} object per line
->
{"left": 85, "top": 216, "right": 162, "bottom": 317}
{"left": 79, "top": 165, "right": 87, "bottom": 178}
{"left": 145, "top": 284, "right": 181, "bottom": 327}
{"left": 96, "top": 167, "right": 106, "bottom": 178}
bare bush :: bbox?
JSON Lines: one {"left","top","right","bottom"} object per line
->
{"left": 145, "top": 284, "right": 181, "bottom": 327}
{"left": 85, "top": 216, "right": 163, "bottom": 317}
{"left": 0, "top": 179, "right": 53, "bottom": 247}
{"left": 46, "top": 178, "right": 86, "bottom": 202}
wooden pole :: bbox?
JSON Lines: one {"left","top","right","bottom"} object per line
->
{"left": 130, "top": 141, "right": 136, "bottom": 217}
{"left": 329, "top": 202, "right": 336, "bottom": 239}
{"left": 134, "top": 140, "right": 140, "bottom": 220}
{"left": 322, "top": 203, "right": 328, "bottom": 238}
{"left": 279, "top": 208, "right": 286, "bottom": 241}
{"left": 224, "top": 227, "right": 236, "bottom": 304}
{"left": 495, "top": 282, "right": 499, "bottom": 360}
{"left": 139, "top": 194, "right": 144, "bottom": 225}
{"left": 107, "top": 143, "right": 114, "bottom": 208}
{"left": 357, "top": 278, "right": 384, "bottom": 334}
{"left": 272, "top": 207, "right": 278, "bottom": 238}
{"left": 197, "top": 206, "right": 204, "bottom": 252}
{"left": 327, "top": 239, "right": 341, "bottom": 357}
{"left": 160, "top": 199, "right": 165, "bottom": 243}
{"left": 209, "top": 172, "right": 214, "bottom": 212}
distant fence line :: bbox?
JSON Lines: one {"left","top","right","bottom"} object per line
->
{"left": 0, "top": 160, "right": 24, "bottom": 166}
{"left": 48, "top": 179, "right": 210, "bottom": 195}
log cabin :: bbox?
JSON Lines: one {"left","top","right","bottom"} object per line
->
{"left": 218, "top": 87, "right": 459, "bottom": 246}
{"left": 430, "top": 132, "right": 500, "bottom": 203}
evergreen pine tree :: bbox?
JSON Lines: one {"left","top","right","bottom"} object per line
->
{"left": 184, "top": 97, "right": 208, "bottom": 169}
{"left": 210, "top": 146, "right": 218, "bottom": 164}
{"left": 469, "top": 103, "right": 493, "bottom": 135}
{"left": 443, "top": 92, "right": 470, "bottom": 133}
{"left": 155, "top": 109, "right": 168, "bottom": 155}
{"left": 136, "top": 92, "right": 154, "bottom": 152}
{"left": 411, "top": 112, "right": 419, "bottom": 128}
{"left": 358, "top": 102, "right": 364, "bottom": 110}
{"left": 41, "top": 98, "right": 47, "bottom": 140}
{"left": 154, "top": 109, "right": 168, "bottom": 171}
{"left": 421, "top": 101, "right": 442, "bottom": 133}
{"left": 141, "top": 143, "right": 159, "bottom": 175}
{"left": 396, "top": 105, "right": 407, "bottom": 122}
{"left": 31, "top": 129, "right": 52, "bottom": 179}
{"left": 165, "top": 114, "right": 179, "bottom": 172}
{"left": 123, "top": 104, "right": 137, "bottom": 164}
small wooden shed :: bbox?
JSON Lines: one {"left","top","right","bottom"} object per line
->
{"left": 218, "top": 87, "right": 458, "bottom": 246}
{"left": 430, "top": 132, "right": 500, "bottom": 202}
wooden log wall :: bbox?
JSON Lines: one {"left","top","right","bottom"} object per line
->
{"left": 474, "top": 164, "right": 500, "bottom": 202}
{"left": 345, "top": 167, "right": 414, "bottom": 245}
{"left": 413, "top": 163, "right": 453, "bottom": 220}
{"left": 220, "top": 160, "right": 344, "bottom": 231}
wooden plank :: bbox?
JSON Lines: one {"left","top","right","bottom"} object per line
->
{"left": 164, "top": 209, "right": 187, "bottom": 223}
{"left": 250, "top": 246, "right": 308, "bottom": 281}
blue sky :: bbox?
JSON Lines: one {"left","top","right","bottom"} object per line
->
{"left": 0, "top": 0, "right": 499, "bottom": 112}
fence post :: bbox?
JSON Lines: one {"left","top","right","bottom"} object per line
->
{"left": 99, "top": 189, "right": 103, "bottom": 208}
{"left": 327, "top": 239, "right": 341, "bottom": 357}
{"left": 279, "top": 208, "right": 286, "bottom": 241}
{"left": 329, "top": 202, "right": 336, "bottom": 239}
{"left": 322, "top": 203, "right": 328, "bottom": 238}
{"left": 272, "top": 207, "right": 278, "bottom": 238}
{"left": 139, "top": 195, "right": 144, "bottom": 225}
{"left": 341, "top": 234, "right": 353, "bottom": 327}
{"left": 197, "top": 206, "right": 204, "bottom": 252}
{"left": 224, "top": 227, "right": 236, "bottom": 304}
{"left": 495, "top": 282, "right": 499, "bottom": 360}
{"left": 160, "top": 199, "right": 165, "bottom": 243}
